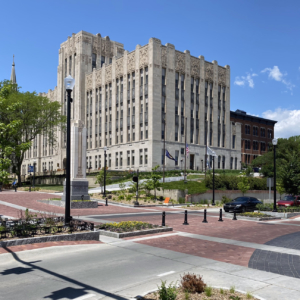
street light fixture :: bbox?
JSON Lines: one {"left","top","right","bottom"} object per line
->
{"left": 103, "top": 146, "right": 107, "bottom": 198}
{"left": 64, "top": 75, "right": 75, "bottom": 225}
{"left": 272, "top": 138, "right": 278, "bottom": 212}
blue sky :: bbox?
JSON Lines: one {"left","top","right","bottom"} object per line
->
{"left": 1, "top": 0, "right": 300, "bottom": 138}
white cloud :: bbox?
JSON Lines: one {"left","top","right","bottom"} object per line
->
{"left": 261, "top": 66, "right": 283, "bottom": 81}
{"left": 261, "top": 66, "right": 295, "bottom": 94}
{"left": 262, "top": 108, "right": 300, "bottom": 138}
{"left": 234, "top": 72, "right": 257, "bottom": 88}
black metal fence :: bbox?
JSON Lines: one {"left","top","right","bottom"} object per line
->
{"left": 0, "top": 217, "right": 94, "bottom": 240}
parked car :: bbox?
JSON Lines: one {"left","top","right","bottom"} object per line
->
{"left": 277, "top": 195, "right": 300, "bottom": 207}
{"left": 223, "top": 197, "right": 262, "bottom": 213}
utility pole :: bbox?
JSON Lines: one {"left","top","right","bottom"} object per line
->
{"left": 184, "top": 117, "right": 187, "bottom": 183}
{"left": 163, "top": 117, "right": 166, "bottom": 183}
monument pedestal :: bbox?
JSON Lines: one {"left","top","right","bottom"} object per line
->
{"left": 61, "top": 180, "right": 90, "bottom": 201}
{"left": 61, "top": 119, "right": 91, "bottom": 203}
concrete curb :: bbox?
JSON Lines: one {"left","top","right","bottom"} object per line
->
{"left": 97, "top": 227, "right": 173, "bottom": 238}
{"left": 0, "top": 243, "right": 104, "bottom": 265}
{"left": 0, "top": 231, "right": 100, "bottom": 248}
{"left": 38, "top": 199, "right": 98, "bottom": 208}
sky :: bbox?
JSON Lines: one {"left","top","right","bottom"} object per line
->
{"left": 1, "top": 0, "right": 300, "bottom": 139}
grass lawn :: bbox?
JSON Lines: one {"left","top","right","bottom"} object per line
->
{"left": 161, "top": 180, "right": 207, "bottom": 194}
{"left": 36, "top": 185, "right": 64, "bottom": 192}
{"left": 187, "top": 174, "right": 205, "bottom": 179}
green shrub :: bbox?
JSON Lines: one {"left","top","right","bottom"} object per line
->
{"left": 230, "top": 286, "right": 235, "bottom": 293}
{"left": 118, "top": 195, "right": 124, "bottom": 200}
{"left": 157, "top": 280, "right": 177, "bottom": 300}
{"left": 221, "top": 195, "right": 231, "bottom": 204}
{"left": 178, "top": 197, "right": 185, "bottom": 204}
{"left": 204, "top": 286, "right": 212, "bottom": 297}
{"left": 125, "top": 195, "right": 132, "bottom": 201}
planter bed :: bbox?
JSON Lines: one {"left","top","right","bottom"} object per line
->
{"left": 97, "top": 226, "right": 172, "bottom": 238}
{"left": 223, "top": 213, "right": 281, "bottom": 221}
{"left": 259, "top": 211, "right": 300, "bottom": 219}
{"left": 94, "top": 199, "right": 186, "bottom": 208}
{"left": 0, "top": 231, "right": 100, "bottom": 247}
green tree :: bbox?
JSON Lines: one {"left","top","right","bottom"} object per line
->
{"left": 276, "top": 181, "right": 285, "bottom": 200}
{"left": 95, "top": 167, "right": 112, "bottom": 194}
{"left": 0, "top": 80, "right": 66, "bottom": 186}
{"left": 237, "top": 173, "right": 250, "bottom": 196}
{"left": 278, "top": 153, "right": 300, "bottom": 195}
{"left": 150, "top": 165, "right": 161, "bottom": 199}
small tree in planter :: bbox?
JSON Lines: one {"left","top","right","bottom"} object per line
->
{"left": 150, "top": 165, "right": 161, "bottom": 200}
{"left": 237, "top": 173, "right": 250, "bottom": 196}
{"left": 95, "top": 167, "right": 112, "bottom": 194}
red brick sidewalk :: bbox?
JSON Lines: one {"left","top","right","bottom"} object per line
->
{"left": 0, "top": 240, "right": 102, "bottom": 255}
{"left": 0, "top": 192, "right": 153, "bottom": 216}
{"left": 104, "top": 213, "right": 300, "bottom": 244}
{"left": 137, "top": 235, "right": 255, "bottom": 267}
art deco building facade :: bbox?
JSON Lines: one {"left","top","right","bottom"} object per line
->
{"left": 21, "top": 31, "right": 241, "bottom": 175}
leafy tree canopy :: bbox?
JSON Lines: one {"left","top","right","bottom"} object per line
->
{"left": 0, "top": 80, "right": 66, "bottom": 185}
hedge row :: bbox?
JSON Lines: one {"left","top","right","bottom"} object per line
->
{"left": 204, "top": 174, "right": 267, "bottom": 191}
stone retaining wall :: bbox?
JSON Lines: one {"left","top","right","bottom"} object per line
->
{"left": 38, "top": 199, "right": 98, "bottom": 208}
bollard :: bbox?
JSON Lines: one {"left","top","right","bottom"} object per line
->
{"left": 183, "top": 210, "right": 189, "bottom": 225}
{"left": 162, "top": 211, "right": 166, "bottom": 226}
{"left": 105, "top": 197, "right": 108, "bottom": 206}
{"left": 218, "top": 209, "right": 223, "bottom": 222}
{"left": 202, "top": 209, "right": 208, "bottom": 223}
{"left": 232, "top": 211, "right": 237, "bottom": 220}
{"left": 29, "top": 186, "right": 31, "bottom": 192}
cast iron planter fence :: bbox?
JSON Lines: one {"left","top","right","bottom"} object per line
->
{"left": 0, "top": 217, "right": 94, "bottom": 240}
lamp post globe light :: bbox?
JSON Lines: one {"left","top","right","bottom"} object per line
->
{"left": 272, "top": 138, "right": 278, "bottom": 212}
{"left": 103, "top": 146, "right": 107, "bottom": 198}
{"left": 64, "top": 75, "right": 75, "bottom": 225}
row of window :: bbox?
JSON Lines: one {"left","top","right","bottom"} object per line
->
{"left": 244, "top": 140, "right": 267, "bottom": 151}
{"left": 244, "top": 125, "right": 273, "bottom": 138}
{"left": 86, "top": 149, "right": 148, "bottom": 169}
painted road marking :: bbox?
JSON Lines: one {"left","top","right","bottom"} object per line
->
{"left": 157, "top": 271, "right": 175, "bottom": 277}
{"left": 73, "top": 294, "right": 96, "bottom": 300}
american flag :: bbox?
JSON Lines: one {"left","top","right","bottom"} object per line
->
{"left": 186, "top": 143, "right": 189, "bottom": 157}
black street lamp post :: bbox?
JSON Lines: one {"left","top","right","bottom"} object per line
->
{"left": 64, "top": 75, "right": 75, "bottom": 225}
{"left": 33, "top": 160, "right": 36, "bottom": 188}
{"left": 272, "top": 138, "right": 278, "bottom": 212}
{"left": 103, "top": 146, "right": 107, "bottom": 198}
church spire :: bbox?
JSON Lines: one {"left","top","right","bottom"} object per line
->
{"left": 10, "top": 55, "right": 16, "bottom": 84}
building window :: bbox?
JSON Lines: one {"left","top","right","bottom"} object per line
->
{"left": 92, "top": 53, "right": 97, "bottom": 69}
{"left": 127, "top": 151, "right": 130, "bottom": 166}
{"left": 230, "top": 157, "right": 233, "bottom": 170}
{"left": 131, "top": 150, "right": 135, "bottom": 166}
{"left": 144, "top": 149, "right": 148, "bottom": 165}
{"left": 261, "top": 142, "right": 266, "bottom": 152}
{"left": 115, "top": 153, "right": 118, "bottom": 167}
{"left": 232, "top": 135, "right": 236, "bottom": 149}
{"left": 108, "top": 154, "right": 111, "bottom": 167}
{"left": 101, "top": 56, "right": 105, "bottom": 67}
{"left": 268, "top": 129, "right": 272, "bottom": 138}
{"left": 235, "top": 158, "right": 237, "bottom": 169}
{"left": 218, "top": 156, "right": 221, "bottom": 169}
{"left": 140, "top": 149, "right": 143, "bottom": 165}
{"left": 222, "top": 156, "right": 225, "bottom": 169}
{"left": 120, "top": 152, "right": 123, "bottom": 167}
{"left": 245, "top": 125, "right": 250, "bottom": 134}
{"left": 260, "top": 128, "right": 265, "bottom": 137}
{"left": 175, "top": 150, "right": 179, "bottom": 166}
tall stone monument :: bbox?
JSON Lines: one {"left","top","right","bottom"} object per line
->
{"left": 61, "top": 120, "right": 90, "bottom": 201}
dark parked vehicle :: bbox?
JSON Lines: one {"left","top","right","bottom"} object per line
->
{"left": 277, "top": 195, "right": 300, "bottom": 207}
{"left": 223, "top": 197, "right": 262, "bottom": 213}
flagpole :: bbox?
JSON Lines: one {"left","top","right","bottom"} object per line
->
{"left": 163, "top": 117, "right": 165, "bottom": 183}
{"left": 184, "top": 117, "right": 187, "bottom": 184}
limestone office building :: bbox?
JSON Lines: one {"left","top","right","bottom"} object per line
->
{"left": 21, "top": 30, "right": 241, "bottom": 176}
